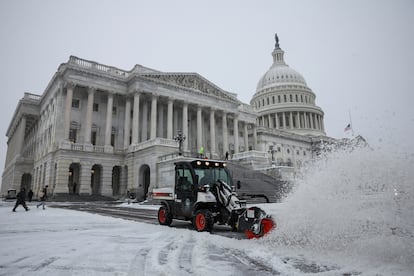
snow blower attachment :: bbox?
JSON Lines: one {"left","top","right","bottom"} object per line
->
{"left": 152, "top": 159, "right": 276, "bottom": 239}
{"left": 211, "top": 180, "right": 276, "bottom": 239}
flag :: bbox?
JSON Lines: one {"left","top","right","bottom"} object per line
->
{"left": 344, "top": 123, "right": 352, "bottom": 132}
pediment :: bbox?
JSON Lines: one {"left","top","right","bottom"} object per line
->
{"left": 141, "top": 73, "right": 239, "bottom": 102}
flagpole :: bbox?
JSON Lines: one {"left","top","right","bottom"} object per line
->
{"left": 348, "top": 110, "right": 354, "bottom": 136}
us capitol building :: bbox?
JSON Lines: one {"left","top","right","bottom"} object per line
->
{"left": 1, "top": 35, "right": 331, "bottom": 200}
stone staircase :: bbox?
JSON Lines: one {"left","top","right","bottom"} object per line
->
{"left": 50, "top": 194, "right": 118, "bottom": 202}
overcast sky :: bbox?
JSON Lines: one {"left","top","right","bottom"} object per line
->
{"left": 1, "top": 0, "right": 413, "bottom": 178}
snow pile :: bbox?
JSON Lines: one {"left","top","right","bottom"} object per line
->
{"left": 262, "top": 143, "right": 414, "bottom": 274}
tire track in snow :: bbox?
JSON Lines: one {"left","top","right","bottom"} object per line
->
{"left": 206, "top": 244, "right": 280, "bottom": 275}
{"left": 177, "top": 235, "right": 195, "bottom": 274}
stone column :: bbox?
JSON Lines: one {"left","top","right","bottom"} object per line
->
{"left": 282, "top": 112, "right": 286, "bottom": 129}
{"left": 243, "top": 122, "right": 248, "bottom": 152}
{"left": 295, "top": 112, "right": 300, "bottom": 129}
{"left": 182, "top": 103, "right": 188, "bottom": 151}
{"left": 304, "top": 112, "right": 308, "bottom": 128}
{"left": 84, "top": 87, "right": 95, "bottom": 144}
{"left": 16, "top": 117, "right": 26, "bottom": 155}
{"left": 253, "top": 124, "right": 258, "bottom": 150}
{"left": 54, "top": 159, "right": 71, "bottom": 194}
{"left": 167, "top": 98, "right": 173, "bottom": 139}
{"left": 222, "top": 112, "right": 228, "bottom": 155}
{"left": 275, "top": 113, "right": 279, "bottom": 129}
{"left": 321, "top": 116, "right": 325, "bottom": 131}
{"left": 173, "top": 108, "right": 179, "bottom": 136}
{"left": 196, "top": 105, "right": 203, "bottom": 151}
{"left": 79, "top": 162, "right": 92, "bottom": 195}
{"left": 209, "top": 108, "right": 216, "bottom": 156}
{"left": 310, "top": 113, "right": 314, "bottom": 129}
{"left": 100, "top": 165, "right": 113, "bottom": 197}
{"left": 118, "top": 166, "right": 128, "bottom": 196}
{"left": 104, "top": 93, "right": 114, "bottom": 147}
{"left": 132, "top": 92, "right": 140, "bottom": 144}
{"left": 289, "top": 112, "right": 294, "bottom": 129}
{"left": 150, "top": 95, "right": 157, "bottom": 140}
{"left": 158, "top": 103, "right": 164, "bottom": 138}
{"left": 64, "top": 83, "right": 74, "bottom": 140}
{"left": 315, "top": 114, "right": 319, "bottom": 130}
{"left": 123, "top": 98, "right": 131, "bottom": 148}
{"left": 268, "top": 114, "right": 273, "bottom": 128}
{"left": 316, "top": 115, "right": 320, "bottom": 130}
{"left": 233, "top": 115, "right": 239, "bottom": 154}
{"left": 141, "top": 101, "right": 148, "bottom": 141}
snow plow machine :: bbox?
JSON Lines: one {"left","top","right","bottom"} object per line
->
{"left": 152, "top": 159, "right": 276, "bottom": 239}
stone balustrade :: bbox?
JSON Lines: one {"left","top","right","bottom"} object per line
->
{"left": 130, "top": 138, "right": 177, "bottom": 152}
{"left": 69, "top": 56, "right": 130, "bottom": 78}
{"left": 23, "top": 93, "right": 42, "bottom": 101}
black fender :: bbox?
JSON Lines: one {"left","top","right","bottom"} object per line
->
{"left": 160, "top": 200, "right": 173, "bottom": 214}
{"left": 192, "top": 202, "right": 215, "bottom": 216}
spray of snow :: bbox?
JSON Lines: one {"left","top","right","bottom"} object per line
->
{"left": 260, "top": 141, "right": 414, "bottom": 273}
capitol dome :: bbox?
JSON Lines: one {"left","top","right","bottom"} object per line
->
{"left": 256, "top": 52, "right": 307, "bottom": 92}
{"left": 251, "top": 34, "right": 326, "bottom": 137}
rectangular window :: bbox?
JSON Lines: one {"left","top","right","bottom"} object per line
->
{"left": 72, "top": 99, "right": 80, "bottom": 108}
{"left": 91, "top": 131, "right": 97, "bottom": 145}
{"left": 111, "top": 133, "right": 115, "bottom": 146}
{"left": 112, "top": 106, "right": 117, "bottom": 115}
{"left": 69, "top": 129, "right": 77, "bottom": 143}
{"left": 93, "top": 103, "right": 99, "bottom": 112}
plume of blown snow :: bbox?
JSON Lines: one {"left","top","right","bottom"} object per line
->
{"left": 261, "top": 142, "right": 414, "bottom": 269}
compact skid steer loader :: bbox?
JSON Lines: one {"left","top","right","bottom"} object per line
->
{"left": 152, "top": 159, "right": 275, "bottom": 239}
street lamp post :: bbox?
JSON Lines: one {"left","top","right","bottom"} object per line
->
{"left": 174, "top": 130, "right": 186, "bottom": 156}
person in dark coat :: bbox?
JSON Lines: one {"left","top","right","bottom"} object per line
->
{"left": 36, "top": 185, "right": 48, "bottom": 210}
{"left": 12, "top": 188, "right": 29, "bottom": 212}
{"left": 28, "top": 189, "right": 34, "bottom": 202}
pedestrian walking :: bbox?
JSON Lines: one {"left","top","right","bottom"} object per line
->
{"left": 225, "top": 151, "right": 229, "bottom": 160}
{"left": 36, "top": 185, "right": 48, "bottom": 210}
{"left": 28, "top": 189, "right": 34, "bottom": 202}
{"left": 12, "top": 188, "right": 29, "bottom": 212}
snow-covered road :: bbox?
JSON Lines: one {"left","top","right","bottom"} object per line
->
{"left": 0, "top": 201, "right": 353, "bottom": 276}
{"left": 2, "top": 146, "right": 413, "bottom": 275}
{"left": 1, "top": 199, "right": 412, "bottom": 276}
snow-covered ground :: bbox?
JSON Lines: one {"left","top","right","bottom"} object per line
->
{"left": 1, "top": 146, "right": 413, "bottom": 275}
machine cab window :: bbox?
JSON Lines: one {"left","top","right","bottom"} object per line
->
{"left": 175, "top": 166, "right": 194, "bottom": 192}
